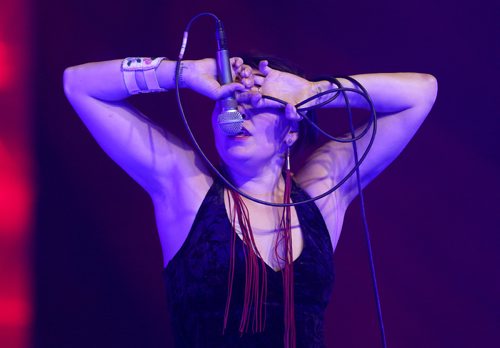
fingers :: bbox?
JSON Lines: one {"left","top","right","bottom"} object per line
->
{"left": 239, "top": 65, "right": 255, "bottom": 89}
{"left": 231, "top": 57, "right": 244, "bottom": 83}
{"left": 253, "top": 75, "right": 266, "bottom": 86}
{"left": 249, "top": 92, "right": 263, "bottom": 108}
{"left": 258, "top": 60, "right": 271, "bottom": 76}
{"left": 231, "top": 57, "right": 250, "bottom": 86}
{"left": 236, "top": 91, "right": 283, "bottom": 109}
{"left": 239, "top": 64, "right": 252, "bottom": 78}
{"left": 285, "top": 103, "right": 302, "bottom": 121}
{"left": 217, "top": 82, "right": 245, "bottom": 99}
{"left": 230, "top": 57, "right": 243, "bottom": 70}
{"left": 241, "top": 77, "right": 254, "bottom": 89}
{"left": 232, "top": 59, "right": 271, "bottom": 91}
{"left": 235, "top": 91, "right": 263, "bottom": 107}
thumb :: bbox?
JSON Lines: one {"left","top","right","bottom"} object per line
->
{"left": 259, "top": 60, "right": 272, "bottom": 76}
{"left": 217, "top": 82, "right": 245, "bottom": 99}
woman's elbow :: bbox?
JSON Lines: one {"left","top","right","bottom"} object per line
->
{"left": 63, "top": 65, "right": 87, "bottom": 99}
{"left": 63, "top": 66, "right": 78, "bottom": 98}
{"left": 417, "top": 73, "right": 438, "bottom": 106}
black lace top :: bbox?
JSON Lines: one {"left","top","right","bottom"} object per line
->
{"left": 163, "top": 178, "right": 335, "bottom": 347}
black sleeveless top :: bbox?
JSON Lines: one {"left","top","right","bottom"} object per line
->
{"left": 163, "top": 178, "right": 335, "bottom": 348}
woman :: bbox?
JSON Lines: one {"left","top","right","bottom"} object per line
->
{"left": 63, "top": 56, "right": 437, "bottom": 347}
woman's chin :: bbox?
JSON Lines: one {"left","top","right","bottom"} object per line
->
{"left": 221, "top": 149, "right": 253, "bottom": 164}
{"left": 216, "top": 140, "right": 275, "bottom": 168}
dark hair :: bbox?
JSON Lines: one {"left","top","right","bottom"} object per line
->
{"left": 237, "top": 54, "right": 318, "bottom": 154}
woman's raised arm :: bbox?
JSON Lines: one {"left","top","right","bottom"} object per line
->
{"left": 234, "top": 64, "right": 437, "bottom": 250}
{"left": 302, "top": 73, "right": 438, "bottom": 206}
{"left": 63, "top": 58, "right": 245, "bottom": 197}
{"left": 234, "top": 64, "right": 437, "bottom": 206}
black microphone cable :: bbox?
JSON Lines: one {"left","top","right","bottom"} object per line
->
{"left": 175, "top": 37, "right": 377, "bottom": 206}
{"left": 267, "top": 77, "right": 387, "bottom": 348}
{"left": 175, "top": 12, "right": 378, "bottom": 208}
{"left": 174, "top": 13, "right": 387, "bottom": 348}
{"left": 336, "top": 76, "right": 387, "bottom": 348}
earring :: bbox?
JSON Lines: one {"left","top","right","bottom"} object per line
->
{"left": 286, "top": 146, "right": 291, "bottom": 172}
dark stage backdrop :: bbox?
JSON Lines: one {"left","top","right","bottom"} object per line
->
{"left": 34, "top": 0, "right": 499, "bottom": 347}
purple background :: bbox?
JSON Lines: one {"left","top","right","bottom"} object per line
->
{"left": 34, "top": 0, "right": 499, "bottom": 347}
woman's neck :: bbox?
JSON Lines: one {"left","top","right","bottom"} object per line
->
{"left": 224, "top": 158, "right": 285, "bottom": 201}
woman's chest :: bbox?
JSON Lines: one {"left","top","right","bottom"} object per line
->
{"left": 224, "top": 194, "right": 304, "bottom": 272}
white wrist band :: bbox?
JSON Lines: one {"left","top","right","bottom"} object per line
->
{"left": 121, "top": 57, "right": 167, "bottom": 95}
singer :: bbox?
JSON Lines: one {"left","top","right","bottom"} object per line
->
{"left": 63, "top": 55, "right": 437, "bottom": 347}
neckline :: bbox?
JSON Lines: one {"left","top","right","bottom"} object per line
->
{"left": 221, "top": 186, "right": 306, "bottom": 273}
{"left": 235, "top": 234, "right": 306, "bottom": 273}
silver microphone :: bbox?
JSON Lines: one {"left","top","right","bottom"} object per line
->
{"left": 215, "top": 20, "right": 243, "bottom": 135}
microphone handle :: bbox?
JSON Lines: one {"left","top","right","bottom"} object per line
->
{"left": 216, "top": 48, "right": 239, "bottom": 110}
{"left": 215, "top": 25, "right": 243, "bottom": 135}
{"left": 216, "top": 49, "right": 233, "bottom": 85}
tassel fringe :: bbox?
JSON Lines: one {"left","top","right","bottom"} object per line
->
{"left": 222, "top": 157, "right": 296, "bottom": 348}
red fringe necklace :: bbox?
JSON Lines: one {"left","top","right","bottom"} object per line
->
{"left": 222, "top": 150, "right": 296, "bottom": 348}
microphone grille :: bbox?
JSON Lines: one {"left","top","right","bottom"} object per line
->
{"left": 218, "top": 110, "right": 243, "bottom": 135}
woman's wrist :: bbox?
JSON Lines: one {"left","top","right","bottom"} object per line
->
{"left": 165, "top": 59, "right": 206, "bottom": 90}
{"left": 300, "top": 80, "right": 332, "bottom": 108}
{"left": 156, "top": 59, "right": 182, "bottom": 90}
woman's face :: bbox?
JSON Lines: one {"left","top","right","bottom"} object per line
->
{"left": 212, "top": 102, "right": 292, "bottom": 170}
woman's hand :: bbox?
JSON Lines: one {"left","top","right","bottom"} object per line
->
{"left": 255, "top": 60, "right": 317, "bottom": 105}
{"left": 180, "top": 57, "right": 254, "bottom": 100}
{"left": 235, "top": 60, "right": 317, "bottom": 122}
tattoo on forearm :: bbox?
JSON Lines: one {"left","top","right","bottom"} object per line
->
{"left": 174, "top": 62, "right": 187, "bottom": 88}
